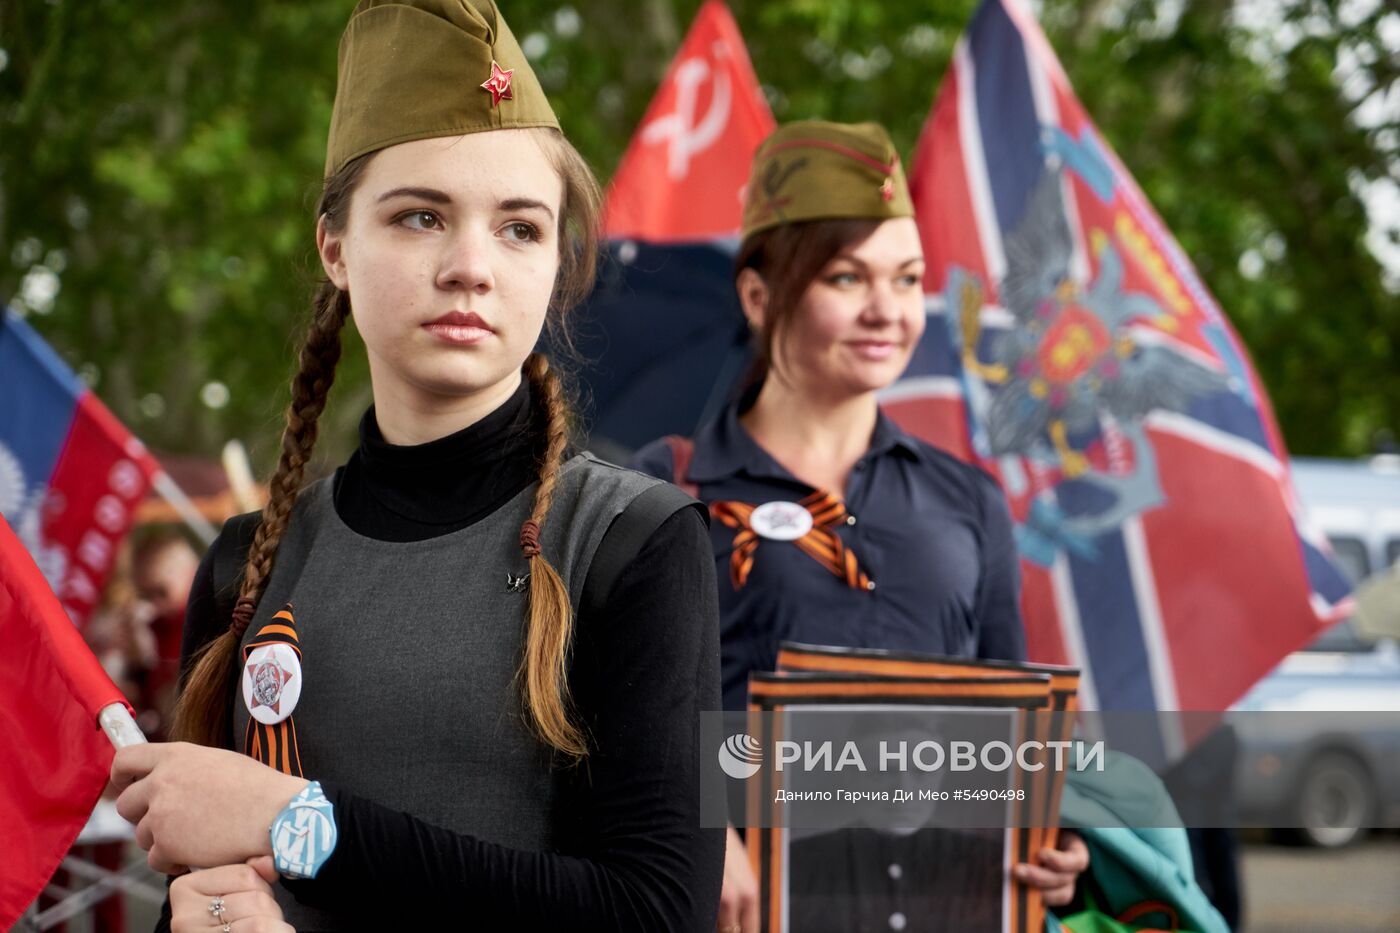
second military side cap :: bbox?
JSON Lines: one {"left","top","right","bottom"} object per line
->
{"left": 740, "top": 120, "right": 913, "bottom": 240}
{"left": 325, "top": 0, "right": 558, "bottom": 177}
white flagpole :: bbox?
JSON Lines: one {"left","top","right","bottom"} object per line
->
{"left": 150, "top": 470, "right": 217, "bottom": 546}
{"left": 98, "top": 702, "right": 147, "bottom": 748}
{"left": 221, "top": 439, "right": 263, "bottom": 513}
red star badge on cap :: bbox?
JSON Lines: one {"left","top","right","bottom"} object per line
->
{"left": 481, "top": 60, "right": 514, "bottom": 108}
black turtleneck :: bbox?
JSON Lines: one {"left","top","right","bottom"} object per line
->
{"left": 170, "top": 381, "right": 724, "bottom": 931}
{"left": 333, "top": 378, "right": 539, "bottom": 540}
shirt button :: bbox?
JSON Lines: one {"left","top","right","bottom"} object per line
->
{"left": 846, "top": 514, "right": 857, "bottom": 526}
{"left": 889, "top": 912, "right": 907, "bottom": 931}
{"left": 888, "top": 863, "right": 903, "bottom": 881}
{"left": 866, "top": 580, "right": 877, "bottom": 592}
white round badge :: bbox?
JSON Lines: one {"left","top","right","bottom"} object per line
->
{"left": 749, "top": 501, "right": 814, "bottom": 542}
{"left": 242, "top": 643, "right": 302, "bottom": 726}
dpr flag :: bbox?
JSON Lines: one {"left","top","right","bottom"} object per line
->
{"left": 0, "top": 307, "right": 160, "bottom": 629}
{"left": 889, "top": 0, "right": 1352, "bottom": 733}
{"left": 569, "top": 0, "right": 774, "bottom": 452}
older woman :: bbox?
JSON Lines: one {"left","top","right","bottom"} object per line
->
{"left": 633, "top": 120, "right": 1088, "bottom": 933}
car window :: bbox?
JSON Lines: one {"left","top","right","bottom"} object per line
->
{"left": 1302, "top": 616, "right": 1370, "bottom": 652}
{"left": 1327, "top": 535, "right": 1370, "bottom": 584}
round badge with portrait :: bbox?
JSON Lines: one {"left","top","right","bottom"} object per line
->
{"left": 242, "top": 643, "right": 302, "bottom": 726}
{"left": 749, "top": 501, "right": 814, "bottom": 542}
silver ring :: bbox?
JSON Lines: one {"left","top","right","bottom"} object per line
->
{"left": 208, "top": 895, "right": 226, "bottom": 919}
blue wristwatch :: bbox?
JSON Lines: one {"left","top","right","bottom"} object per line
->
{"left": 270, "top": 781, "right": 338, "bottom": 879}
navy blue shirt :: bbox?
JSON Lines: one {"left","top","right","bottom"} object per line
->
{"left": 632, "top": 401, "right": 1026, "bottom": 712}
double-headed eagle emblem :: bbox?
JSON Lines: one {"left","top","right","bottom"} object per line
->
{"left": 948, "top": 157, "right": 1231, "bottom": 561}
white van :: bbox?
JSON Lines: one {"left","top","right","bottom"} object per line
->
{"left": 1293, "top": 455, "right": 1400, "bottom": 589}
{"left": 1231, "top": 455, "right": 1400, "bottom": 846}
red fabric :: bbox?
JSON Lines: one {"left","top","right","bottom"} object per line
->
{"left": 663, "top": 435, "right": 698, "bottom": 497}
{"left": 42, "top": 393, "right": 160, "bottom": 631}
{"left": 908, "top": 63, "right": 998, "bottom": 300}
{"left": 602, "top": 0, "right": 774, "bottom": 241}
{"left": 0, "top": 516, "right": 127, "bottom": 929}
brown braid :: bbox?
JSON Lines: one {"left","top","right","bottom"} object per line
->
{"left": 171, "top": 155, "right": 367, "bottom": 748}
{"left": 517, "top": 352, "right": 587, "bottom": 759}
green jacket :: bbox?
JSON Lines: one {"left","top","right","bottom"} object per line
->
{"left": 1047, "top": 750, "right": 1230, "bottom": 933}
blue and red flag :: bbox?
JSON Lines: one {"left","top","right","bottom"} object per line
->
{"left": 569, "top": 0, "right": 774, "bottom": 453}
{"left": 889, "top": 0, "right": 1353, "bottom": 726}
{"left": 0, "top": 307, "right": 160, "bottom": 630}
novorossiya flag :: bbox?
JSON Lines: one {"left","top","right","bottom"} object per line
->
{"left": 569, "top": 0, "right": 774, "bottom": 452}
{"left": 887, "top": 0, "right": 1352, "bottom": 738}
{"left": 0, "top": 307, "right": 161, "bottom": 630}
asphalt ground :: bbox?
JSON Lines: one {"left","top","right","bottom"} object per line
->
{"left": 39, "top": 835, "right": 1400, "bottom": 931}
{"left": 1240, "top": 836, "right": 1400, "bottom": 932}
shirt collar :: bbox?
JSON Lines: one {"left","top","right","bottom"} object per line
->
{"left": 867, "top": 407, "right": 927, "bottom": 463}
{"left": 685, "top": 390, "right": 925, "bottom": 485}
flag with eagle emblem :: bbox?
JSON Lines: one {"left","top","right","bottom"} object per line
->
{"left": 885, "top": 0, "right": 1352, "bottom": 746}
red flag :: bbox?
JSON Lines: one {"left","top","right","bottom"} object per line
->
{"left": 892, "top": 0, "right": 1351, "bottom": 735}
{"left": 567, "top": 1, "right": 773, "bottom": 450}
{"left": 0, "top": 515, "right": 131, "bottom": 928}
{"left": 603, "top": 0, "right": 774, "bottom": 241}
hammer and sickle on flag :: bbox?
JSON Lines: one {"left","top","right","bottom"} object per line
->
{"left": 641, "top": 52, "right": 732, "bottom": 180}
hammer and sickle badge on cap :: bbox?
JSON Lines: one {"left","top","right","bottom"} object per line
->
{"left": 481, "top": 60, "right": 514, "bottom": 106}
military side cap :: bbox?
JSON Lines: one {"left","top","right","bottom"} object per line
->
{"left": 740, "top": 120, "right": 913, "bottom": 240}
{"left": 325, "top": 0, "right": 558, "bottom": 177}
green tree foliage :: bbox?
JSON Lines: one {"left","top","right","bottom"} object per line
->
{"left": 1, "top": 0, "right": 1394, "bottom": 467}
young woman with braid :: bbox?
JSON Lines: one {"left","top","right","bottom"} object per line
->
{"left": 109, "top": 3, "right": 723, "bottom": 930}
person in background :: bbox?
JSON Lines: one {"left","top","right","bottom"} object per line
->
{"left": 632, "top": 120, "right": 1089, "bottom": 933}
{"left": 131, "top": 531, "right": 200, "bottom": 737}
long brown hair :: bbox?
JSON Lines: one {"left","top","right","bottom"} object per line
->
{"left": 172, "top": 127, "right": 602, "bottom": 760}
{"left": 734, "top": 218, "right": 882, "bottom": 388}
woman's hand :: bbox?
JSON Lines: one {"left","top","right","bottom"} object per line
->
{"left": 112, "top": 742, "right": 309, "bottom": 873}
{"left": 716, "top": 826, "right": 759, "bottom": 933}
{"left": 1013, "top": 830, "right": 1091, "bottom": 907}
{"left": 170, "top": 857, "right": 294, "bottom": 932}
